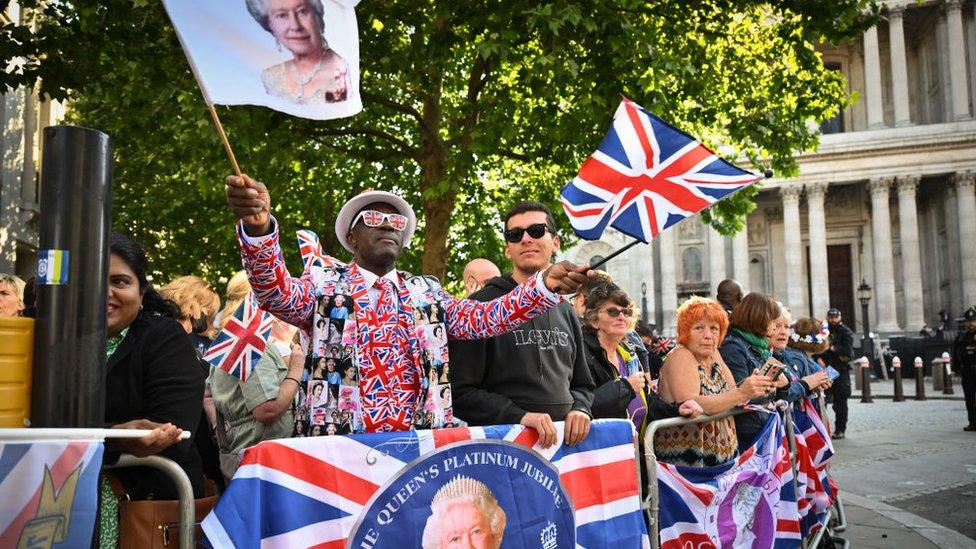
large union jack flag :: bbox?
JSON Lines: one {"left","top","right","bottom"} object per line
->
{"left": 202, "top": 420, "right": 648, "bottom": 548}
{"left": 561, "top": 97, "right": 761, "bottom": 242}
{"left": 657, "top": 412, "right": 802, "bottom": 549}
{"left": 203, "top": 293, "right": 275, "bottom": 382}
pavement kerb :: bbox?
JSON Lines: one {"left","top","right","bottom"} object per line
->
{"left": 841, "top": 492, "right": 976, "bottom": 548}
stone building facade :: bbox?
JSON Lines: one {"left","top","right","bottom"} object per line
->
{"left": 0, "top": 2, "right": 64, "bottom": 278}
{"left": 562, "top": 0, "right": 976, "bottom": 337}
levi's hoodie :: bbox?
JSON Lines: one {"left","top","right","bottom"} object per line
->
{"left": 449, "top": 274, "right": 595, "bottom": 426}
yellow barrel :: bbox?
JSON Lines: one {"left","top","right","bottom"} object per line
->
{"left": 0, "top": 317, "right": 34, "bottom": 427}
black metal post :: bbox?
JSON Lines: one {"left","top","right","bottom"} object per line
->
{"left": 914, "top": 357, "right": 926, "bottom": 400}
{"left": 860, "top": 300, "right": 872, "bottom": 361}
{"left": 31, "top": 126, "right": 113, "bottom": 428}
{"left": 943, "top": 356, "right": 955, "bottom": 395}
{"left": 860, "top": 360, "right": 873, "bottom": 403}
{"left": 892, "top": 358, "right": 904, "bottom": 402}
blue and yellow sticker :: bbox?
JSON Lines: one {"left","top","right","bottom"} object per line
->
{"left": 37, "top": 249, "right": 69, "bottom": 285}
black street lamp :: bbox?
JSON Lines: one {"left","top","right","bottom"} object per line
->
{"left": 641, "top": 282, "right": 648, "bottom": 320}
{"left": 857, "top": 279, "right": 873, "bottom": 360}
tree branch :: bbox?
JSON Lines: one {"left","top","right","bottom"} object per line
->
{"left": 360, "top": 91, "right": 426, "bottom": 129}
{"left": 307, "top": 126, "right": 419, "bottom": 160}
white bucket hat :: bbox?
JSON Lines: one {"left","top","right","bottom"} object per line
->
{"left": 334, "top": 190, "right": 417, "bottom": 254}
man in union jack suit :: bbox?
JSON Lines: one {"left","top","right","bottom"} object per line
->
{"left": 225, "top": 174, "right": 590, "bottom": 435}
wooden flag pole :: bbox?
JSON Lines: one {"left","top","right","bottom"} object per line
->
{"left": 207, "top": 103, "right": 243, "bottom": 178}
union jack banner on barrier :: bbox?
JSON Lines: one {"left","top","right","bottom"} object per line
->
{"left": 657, "top": 412, "right": 802, "bottom": 549}
{"left": 791, "top": 402, "right": 836, "bottom": 537}
{"left": 296, "top": 230, "right": 342, "bottom": 273}
{"left": 561, "top": 97, "right": 761, "bottom": 242}
{"left": 0, "top": 439, "right": 103, "bottom": 547}
{"left": 203, "top": 293, "right": 275, "bottom": 382}
{"left": 202, "top": 420, "right": 648, "bottom": 548}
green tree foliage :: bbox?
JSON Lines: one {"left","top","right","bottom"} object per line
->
{"left": 1, "top": 0, "right": 877, "bottom": 288}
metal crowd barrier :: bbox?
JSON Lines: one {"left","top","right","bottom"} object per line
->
{"left": 642, "top": 407, "right": 748, "bottom": 549}
{"left": 642, "top": 400, "right": 842, "bottom": 549}
{"left": 104, "top": 454, "right": 196, "bottom": 548}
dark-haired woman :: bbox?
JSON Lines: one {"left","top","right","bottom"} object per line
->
{"left": 104, "top": 232, "right": 206, "bottom": 500}
{"left": 719, "top": 292, "right": 789, "bottom": 451}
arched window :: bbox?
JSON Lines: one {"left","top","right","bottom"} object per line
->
{"left": 681, "top": 248, "right": 702, "bottom": 283}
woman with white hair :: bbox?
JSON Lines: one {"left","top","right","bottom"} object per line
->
{"left": 245, "top": 0, "right": 349, "bottom": 104}
{"left": 0, "top": 273, "right": 26, "bottom": 317}
{"left": 422, "top": 476, "right": 506, "bottom": 549}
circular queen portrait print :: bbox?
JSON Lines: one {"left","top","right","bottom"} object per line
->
{"left": 349, "top": 440, "right": 575, "bottom": 548}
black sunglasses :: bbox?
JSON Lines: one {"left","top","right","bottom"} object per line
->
{"left": 603, "top": 307, "right": 635, "bottom": 318}
{"left": 504, "top": 223, "right": 551, "bottom": 243}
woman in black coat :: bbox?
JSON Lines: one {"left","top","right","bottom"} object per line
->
{"left": 581, "top": 283, "right": 701, "bottom": 423}
{"left": 104, "top": 232, "right": 206, "bottom": 499}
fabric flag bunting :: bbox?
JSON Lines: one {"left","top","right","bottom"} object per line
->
{"left": 657, "top": 412, "right": 802, "bottom": 549}
{"left": 790, "top": 402, "right": 836, "bottom": 537}
{"left": 161, "top": 0, "right": 362, "bottom": 120}
{"left": 296, "top": 229, "right": 342, "bottom": 273}
{"left": 0, "top": 439, "right": 104, "bottom": 547}
{"left": 203, "top": 293, "right": 275, "bottom": 382}
{"left": 561, "top": 97, "right": 761, "bottom": 242}
{"left": 202, "top": 420, "right": 649, "bottom": 548}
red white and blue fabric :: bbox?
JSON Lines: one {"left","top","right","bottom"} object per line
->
{"left": 238, "top": 219, "right": 561, "bottom": 431}
{"left": 657, "top": 412, "right": 802, "bottom": 549}
{"left": 0, "top": 439, "right": 103, "bottom": 547}
{"left": 561, "top": 97, "right": 762, "bottom": 242}
{"left": 790, "top": 402, "right": 836, "bottom": 537}
{"left": 203, "top": 292, "right": 275, "bottom": 382}
{"left": 201, "top": 419, "right": 647, "bottom": 548}
{"left": 296, "top": 229, "right": 342, "bottom": 273}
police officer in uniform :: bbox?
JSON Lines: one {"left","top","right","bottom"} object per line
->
{"left": 953, "top": 307, "right": 976, "bottom": 432}
{"left": 822, "top": 308, "right": 854, "bottom": 439}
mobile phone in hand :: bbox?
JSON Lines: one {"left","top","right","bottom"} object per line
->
{"left": 758, "top": 356, "right": 784, "bottom": 378}
{"left": 824, "top": 366, "right": 841, "bottom": 381}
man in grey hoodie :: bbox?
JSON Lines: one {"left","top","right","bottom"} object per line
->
{"left": 450, "top": 201, "right": 595, "bottom": 448}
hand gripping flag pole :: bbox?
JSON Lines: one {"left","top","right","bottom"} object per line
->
{"left": 562, "top": 97, "right": 767, "bottom": 270}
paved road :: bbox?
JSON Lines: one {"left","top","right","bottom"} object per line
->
{"left": 827, "top": 396, "right": 976, "bottom": 547}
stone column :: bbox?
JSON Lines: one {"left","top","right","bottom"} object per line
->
{"left": 863, "top": 24, "right": 886, "bottom": 129}
{"left": 869, "top": 177, "right": 901, "bottom": 332}
{"left": 659, "top": 229, "right": 678, "bottom": 337}
{"left": 897, "top": 176, "right": 925, "bottom": 331}
{"left": 946, "top": 0, "right": 972, "bottom": 120}
{"left": 888, "top": 7, "right": 912, "bottom": 127}
{"left": 732, "top": 223, "right": 750, "bottom": 294}
{"left": 956, "top": 172, "right": 976, "bottom": 307}
{"left": 806, "top": 182, "right": 830, "bottom": 318}
{"left": 708, "top": 224, "right": 726, "bottom": 297}
{"left": 781, "top": 185, "right": 807, "bottom": 314}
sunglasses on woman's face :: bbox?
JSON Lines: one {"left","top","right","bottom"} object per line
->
{"left": 503, "top": 223, "right": 550, "bottom": 243}
{"left": 603, "top": 307, "right": 635, "bottom": 318}
{"left": 352, "top": 210, "right": 408, "bottom": 231}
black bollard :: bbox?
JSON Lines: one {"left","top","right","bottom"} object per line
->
{"left": 31, "top": 126, "right": 113, "bottom": 428}
{"left": 892, "top": 357, "right": 904, "bottom": 402}
{"left": 914, "top": 357, "right": 926, "bottom": 401}
{"left": 860, "top": 359, "right": 873, "bottom": 403}
{"left": 943, "top": 356, "right": 955, "bottom": 395}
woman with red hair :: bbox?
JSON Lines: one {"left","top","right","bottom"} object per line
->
{"left": 655, "top": 297, "right": 772, "bottom": 466}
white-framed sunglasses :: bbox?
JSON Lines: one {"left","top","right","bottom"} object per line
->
{"left": 351, "top": 210, "right": 408, "bottom": 231}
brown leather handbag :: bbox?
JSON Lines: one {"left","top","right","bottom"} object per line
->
{"left": 114, "top": 478, "right": 218, "bottom": 548}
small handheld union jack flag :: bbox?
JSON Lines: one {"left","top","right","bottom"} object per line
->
{"left": 561, "top": 97, "right": 761, "bottom": 242}
{"left": 203, "top": 293, "right": 275, "bottom": 382}
{"left": 296, "top": 229, "right": 341, "bottom": 273}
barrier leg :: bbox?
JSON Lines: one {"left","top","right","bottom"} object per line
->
{"left": 105, "top": 454, "right": 195, "bottom": 548}
{"left": 781, "top": 409, "right": 804, "bottom": 548}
